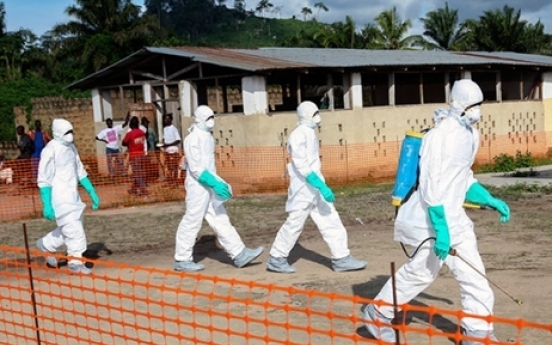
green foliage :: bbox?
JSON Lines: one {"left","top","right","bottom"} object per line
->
{"left": 492, "top": 153, "right": 516, "bottom": 172}
{"left": 0, "top": 77, "right": 88, "bottom": 141}
{"left": 476, "top": 151, "right": 536, "bottom": 173}
{"left": 464, "top": 5, "right": 550, "bottom": 53}
{"left": 514, "top": 150, "right": 534, "bottom": 168}
{"left": 205, "top": 17, "right": 325, "bottom": 48}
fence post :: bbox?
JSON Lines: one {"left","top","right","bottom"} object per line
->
{"left": 391, "top": 262, "right": 400, "bottom": 345}
{"left": 22, "top": 223, "right": 42, "bottom": 345}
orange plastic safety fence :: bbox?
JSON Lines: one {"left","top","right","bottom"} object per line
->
{"left": 0, "top": 130, "right": 548, "bottom": 222}
{"left": 0, "top": 246, "right": 551, "bottom": 345}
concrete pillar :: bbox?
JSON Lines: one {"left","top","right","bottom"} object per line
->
{"left": 351, "top": 72, "right": 363, "bottom": 109}
{"left": 152, "top": 87, "right": 164, "bottom": 142}
{"left": 460, "top": 70, "right": 472, "bottom": 79}
{"left": 142, "top": 83, "right": 152, "bottom": 103}
{"left": 242, "top": 76, "right": 268, "bottom": 115}
{"left": 541, "top": 72, "right": 552, "bottom": 147}
{"left": 91, "top": 89, "right": 103, "bottom": 122}
{"left": 542, "top": 72, "right": 552, "bottom": 99}
{"left": 179, "top": 80, "right": 196, "bottom": 117}
{"left": 101, "top": 91, "right": 113, "bottom": 120}
{"left": 444, "top": 73, "right": 450, "bottom": 103}
{"left": 343, "top": 73, "right": 351, "bottom": 109}
{"left": 388, "top": 72, "right": 395, "bottom": 106}
{"left": 496, "top": 71, "right": 502, "bottom": 102}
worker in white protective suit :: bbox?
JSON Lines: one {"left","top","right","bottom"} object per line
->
{"left": 36, "top": 119, "right": 100, "bottom": 275}
{"left": 266, "top": 101, "right": 367, "bottom": 274}
{"left": 363, "top": 79, "right": 510, "bottom": 345}
{"left": 174, "top": 105, "right": 264, "bottom": 272}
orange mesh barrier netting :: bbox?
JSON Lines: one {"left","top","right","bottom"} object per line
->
{"left": 0, "top": 130, "right": 548, "bottom": 222}
{"left": 0, "top": 246, "right": 551, "bottom": 344}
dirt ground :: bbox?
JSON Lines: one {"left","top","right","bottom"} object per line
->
{"left": 2, "top": 183, "right": 552, "bottom": 344}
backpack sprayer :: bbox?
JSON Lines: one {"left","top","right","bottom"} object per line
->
{"left": 391, "top": 129, "right": 522, "bottom": 305}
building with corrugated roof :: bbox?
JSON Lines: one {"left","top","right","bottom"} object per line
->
{"left": 68, "top": 47, "right": 552, "bottom": 178}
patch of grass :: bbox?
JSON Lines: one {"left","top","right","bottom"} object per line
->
{"left": 476, "top": 150, "right": 552, "bottom": 174}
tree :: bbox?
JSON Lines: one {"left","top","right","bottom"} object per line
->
{"left": 418, "top": 2, "right": 468, "bottom": 50}
{"left": 234, "top": 0, "right": 246, "bottom": 13}
{"left": 301, "top": 7, "right": 313, "bottom": 22}
{"left": 271, "top": 6, "right": 283, "bottom": 19}
{"left": 369, "top": 7, "right": 421, "bottom": 50}
{"left": 467, "top": 5, "right": 547, "bottom": 53}
{"left": 314, "top": 2, "right": 329, "bottom": 21}
{"left": 255, "top": 0, "right": 273, "bottom": 18}
{"left": 523, "top": 21, "right": 550, "bottom": 54}
{"left": 0, "top": 2, "right": 5, "bottom": 35}
{"left": 314, "top": 16, "right": 359, "bottom": 49}
{"left": 54, "top": 0, "right": 163, "bottom": 72}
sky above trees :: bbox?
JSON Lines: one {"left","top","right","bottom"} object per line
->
{"left": 3, "top": 0, "right": 552, "bottom": 37}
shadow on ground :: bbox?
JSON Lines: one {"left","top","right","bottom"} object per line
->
{"left": 352, "top": 276, "right": 461, "bottom": 343}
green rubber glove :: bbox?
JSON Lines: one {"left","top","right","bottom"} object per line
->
{"left": 428, "top": 205, "right": 450, "bottom": 260}
{"left": 306, "top": 172, "right": 335, "bottom": 203}
{"left": 79, "top": 177, "right": 100, "bottom": 210}
{"left": 40, "top": 186, "right": 55, "bottom": 221}
{"left": 198, "top": 170, "right": 232, "bottom": 200}
{"left": 490, "top": 199, "right": 510, "bottom": 223}
{"left": 466, "top": 182, "right": 510, "bottom": 223}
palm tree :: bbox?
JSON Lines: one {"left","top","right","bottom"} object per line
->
{"left": 523, "top": 21, "right": 550, "bottom": 54}
{"left": 234, "top": 0, "right": 246, "bottom": 13}
{"left": 301, "top": 7, "right": 312, "bottom": 22}
{"left": 369, "top": 7, "right": 421, "bottom": 50}
{"left": 0, "top": 2, "right": 5, "bottom": 35}
{"left": 255, "top": 0, "right": 273, "bottom": 18}
{"left": 418, "top": 2, "right": 468, "bottom": 50}
{"left": 271, "top": 6, "right": 283, "bottom": 19}
{"left": 470, "top": 5, "right": 535, "bottom": 52}
{"left": 314, "top": 2, "right": 329, "bottom": 21}
{"left": 53, "top": 0, "right": 162, "bottom": 72}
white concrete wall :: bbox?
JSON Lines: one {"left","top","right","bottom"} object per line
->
{"left": 180, "top": 101, "right": 545, "bottom": 149}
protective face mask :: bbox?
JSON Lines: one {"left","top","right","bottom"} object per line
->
{"left": 62, "top": 133, "right": 74, "bottom": 145}
{"left": 312, "top": 114, "right": 321, "bottom": 125}
{"left": 464, "top": 106, "right": 481, "bottom": 125}
{"left": 305, "top": 114, "right": 322, "bottom": 129}
{"left": 197, "top": 120, "right": 214, "bottom": 132}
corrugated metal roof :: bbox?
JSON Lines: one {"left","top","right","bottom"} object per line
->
{"left": 234, "top": 48, "right": 552, "bottom": 68}
{"left": 163, "top": 46, "right": 314, "bottom": 70}
{"left": 66, "top": 47, "right": 552, "bottom": 90}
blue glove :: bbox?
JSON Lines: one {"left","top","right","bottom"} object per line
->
{"left": 198, "top": 170, "right": 232, "bottom": 200}
{"left": 39, "top": 187, "right": 55, "bottom": 221}
{"left": 306, "top": 172, "right": 335, "bottom": 203}
{"left": 428, "top": 205, "right": 450, "bottom": 260}
{"left": 80, "top": 177, "right": 100, "bottom": 210}
{"left": 466, "top": 182, "right": 510, "bottom": 223}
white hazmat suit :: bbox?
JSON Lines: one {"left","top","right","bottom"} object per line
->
{"left": 363, "top": 80, "right": 510, "bottom": 345}
{"left": 36, "top": 119, "right": 100, "bottom": 275}
{"left": 174, "top": 105, "right": 263, "bottom": 272}
{"left": 266, "top": 101, "right": 367, "bottom": 274}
